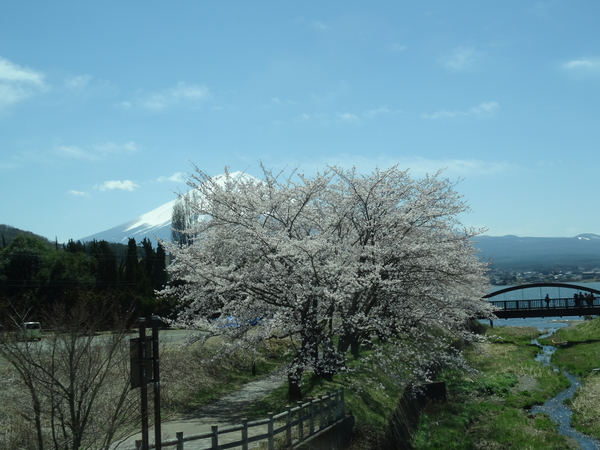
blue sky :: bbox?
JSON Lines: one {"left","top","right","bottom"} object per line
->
{"left": 1, "top": 1, "right": 599, "bottom": 243}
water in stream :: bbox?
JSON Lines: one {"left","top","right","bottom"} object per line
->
{"left": 492, "top": 318, "right": 600, "bottom": 449}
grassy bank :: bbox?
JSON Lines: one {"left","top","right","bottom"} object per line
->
{"left": 160, "top": 335, "right": 291, "bottom": 415}
{"left": 244, "top": 348, "right": 406, "bottom": 448}
{"left": 539, "top": 317, "right": 600, "bottom": 440}
{"left": 244, "top": 328, "right": 575, "bottom": 449}
{"left": 413, "top": 326, "right": 576, "bottom": 449}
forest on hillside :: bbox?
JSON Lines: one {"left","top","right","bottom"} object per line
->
{"left": 0, "top": 225, "right": 171, "bottom": 325}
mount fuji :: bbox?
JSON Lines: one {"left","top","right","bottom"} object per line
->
{"left": 79, "top": 198, "right": 178, "bottom": 244}
{"left": 79, "top": 171, "right": 250, "bottom": 245}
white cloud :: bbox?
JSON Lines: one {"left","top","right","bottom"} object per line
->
{"left": 95, "top": 180, "right": 139, "bottom": 192}
{"left": 56, "top": 145, "right": 94, "bottom": 161}
{"left": 263, "top": 154, "right": 513, "bottom": 180}
{"left": 140, "top": 82, "right": 211, "bottom": 110}
{"left": 157, "top": 172, "right": 186, "bottom": 183}
{"left": 563, "top": 58, "right": 600, "bottom": 73}
{"left": 270, "top": 97, "right": 297, "bottom": 107}
{"left": 316, "top": 156, "right": 512, "bottom": 179}
{"left": 421, "top": 101, "right": 499, "bottom": 120}
{"left": 388, "top": 44, "right": 406, "bottom": 53}
{"left": 400, "top": 157, "right": 511, "bottom": 177}
{"left": 363, "top": 107, "right": 402, "bottom": 119}
{"left": 0, "top": 57, "right": 47, "bottom": 107}
{"left": 68, "top": 190, "right": 90, "bottom": 197}
{"left": 56, "top": 141, "right": 140, "bottom": 161}
{"left": 336, "top": 107, "right": 402, "bottom": 124}
{"left": 337, "top": 113, "right": 359, "bottom": 123}
{"left": 440, "top": 46, "right": 486, "bottom": 72}
{"left": 64, "top": 75, "right": 92, "bottom": 90}
{"left": 93, "top": 141, "right": 139, "bottom": 154}
{"left": 311, "top": 21, "right": 329, "bottom": 31}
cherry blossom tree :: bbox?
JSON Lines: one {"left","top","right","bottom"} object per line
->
{"left": 160, "top": 165, "right": 494, "bottom": 399}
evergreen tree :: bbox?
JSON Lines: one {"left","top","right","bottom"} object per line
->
{"left": 124, "top": 238, "right": 140, "bottom": 288}
{"left": 90, "top": 240, "right": 119, "bottom": 292}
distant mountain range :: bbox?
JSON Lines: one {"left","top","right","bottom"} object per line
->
{"left": 78, "top": 187, "right": 600, "bottom": 271}
{"left": 474, "top": 234, "right": 600, "bottom": 270}
{"left": 3, "top": 171, "right": 594, "bottom": 271}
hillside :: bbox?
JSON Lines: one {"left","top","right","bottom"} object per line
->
{"left": 0, "top": 224, "right": 53, "bottom": 248}
{"left": 475, "top": 234, "right": 600, "bottom": 271}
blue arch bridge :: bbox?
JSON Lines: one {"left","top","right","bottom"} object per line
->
{"left": 484, "top": 282, "right": 600, "bottom": 319}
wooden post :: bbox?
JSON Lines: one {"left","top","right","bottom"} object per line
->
{"left": 297, "top": 401, "right": 304, "bottom": 441}
{"left": 308, "top": 398, "right": 315, "bottom": 435}
{"left": 334, "top": 391, "right": 340, "bottom": 419}
{"left": 328, "top": 393, "right": 333, "bottom": 424}
{"left": 211, "top": 425, "right": 219, "bottom": 449}
{"left": 152, "top": 316, "right": 162, "bottom": 450}
{"left": 286, "top": 406, "right": 292, "bottom": 446}
{"left": 318, "top": 395, "right": 324, "bottom": 429}
{"left": 139, "top": 318, "right": 149, "bottom": 450}
{"left": 242, "top": 418, "right": 248, "bottom": 450}
{"left": 176, "top": 431, "right": 183, "bottom": 450}
{"left": 268, "top": 413, "right": 274, "bottom": 450}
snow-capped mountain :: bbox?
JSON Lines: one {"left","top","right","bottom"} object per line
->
{"left": 79, "top": 198, "right": 178, "bottom": 244}
{"left": 79, "top": 171, "right": 251, "bottom": 244}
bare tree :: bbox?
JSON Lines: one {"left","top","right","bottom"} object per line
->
{"left": 0, "top": 299, "right": 139, "bottom": 450}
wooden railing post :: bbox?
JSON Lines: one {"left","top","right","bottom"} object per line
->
{"left": 268, "top": 413, "right": 274, "bottom": 450}
{"left": 297, "top": 401, "right": 304, "bottom": 441}
{"left": 176, "top": 431, "right": 183, "bottom": 450}
{"left": 286, "top": 406, "right": 292, "bottom": 446}
{"left": 309, "top": 398, "right": 315, "bottom": 435}
{"left": 328, "top": 393, "right": 334, "bottom": 424}
{"left": 211, "top": 425, "right": 219, "bottom": 449}
{"left": 242, "top": 418, "right": 248, "bottom": 450}
{"left": 318, "top": 395, "right": 324, "bottom": 429}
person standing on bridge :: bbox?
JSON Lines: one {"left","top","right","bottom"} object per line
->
{"left": 545, "top": 294, "right": 550, "bottom": 308}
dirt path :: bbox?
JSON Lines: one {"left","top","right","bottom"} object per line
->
{"left": 113, "top": 372, "right": 286, "bottom": 450}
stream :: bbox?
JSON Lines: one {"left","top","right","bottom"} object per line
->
{"left": 529, "top": 327, "right": 600, "bottom": 449}
{"left": 493, "top": 317, "right": 600, "bottom": 449}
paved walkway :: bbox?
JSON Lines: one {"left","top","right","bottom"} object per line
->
{"left": 112, "top": 372, "right": 286, "bottom": 450}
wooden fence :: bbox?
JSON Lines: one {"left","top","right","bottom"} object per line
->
{"left": 131, "top": 389, "right": 346, "bottom": 450}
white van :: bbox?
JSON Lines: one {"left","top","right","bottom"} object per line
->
{"left": 23, "top": 322, "right": 42, "bottom": 341}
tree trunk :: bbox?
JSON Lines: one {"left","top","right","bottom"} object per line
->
{"left": 338, "top": 333, "right": 361, "bottom": 359}
{"left": 351, "top": 338, "right": 360, "bottom": 359}
{"left": 287, "top": 367, "right": 303, "bottom": 401}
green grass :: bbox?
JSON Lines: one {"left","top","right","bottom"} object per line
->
{"left": 414, "top": 402, "right": 574, "bottom": 450}
{"left": 244, "top": 326, "right": 575, "bottom": 449}
{"left": 537, "top": 317, "right": 600, "bottom": 440}
{"left": 160, "top": 336, "right": 292, "bottom": 414}
{"left": 244, "top": 351, "right": 404, "bottom": 432}
{"left": 412, "top": 326, "right": 576, "bottom": 449}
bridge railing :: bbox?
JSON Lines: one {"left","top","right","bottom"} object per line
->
{"left": 490, "top": 296, "right": 600, "bottom": 311}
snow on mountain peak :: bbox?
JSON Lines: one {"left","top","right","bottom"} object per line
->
{"left": 80, "top": 171, "right": 257, "bottom": 244}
